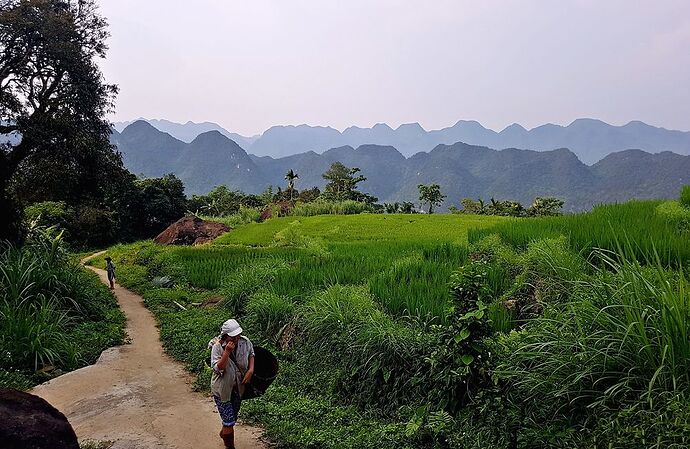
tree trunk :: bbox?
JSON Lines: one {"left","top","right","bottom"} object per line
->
{"left": 0, "top": 172, "right": 22, "bottom": 243}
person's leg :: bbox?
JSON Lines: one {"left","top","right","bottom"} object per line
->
{"left": 220, "top": 425, "right": 235, "bottom": 449}
{"left": 214, "top": 395, "right": 237, "bottom": 449}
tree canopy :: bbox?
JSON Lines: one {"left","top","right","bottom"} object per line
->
{"left": 0, "top": 0, "right": 118, "bottom": 241}
{"left": 322, "top": 161, "right": 377, "bottom": 204}
{"left": 418, "top": 183, "right": 446, "bottom": 214}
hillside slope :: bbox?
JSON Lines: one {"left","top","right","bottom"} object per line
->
{"left": 113, "top": 122, "right": 690, "bottom": 210}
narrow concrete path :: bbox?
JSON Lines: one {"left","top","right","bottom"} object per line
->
{"left": 32, "top": 252, "right": 267, "bottom": 449}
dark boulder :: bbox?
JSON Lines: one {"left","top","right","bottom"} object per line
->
{"left": 0, "top": 389, "right": 79, "bottom": 449}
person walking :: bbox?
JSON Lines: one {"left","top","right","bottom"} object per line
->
{"left": 209, "top": 319, "right": 255, "bottom": 449}
{"left": 105, "top": 256, "right": 116, "bottom": 290}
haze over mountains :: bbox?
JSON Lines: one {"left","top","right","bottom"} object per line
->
{"left": 111, "top": 120, "right": 690, "bottom": 211}
{"left": 114, "top": 118, "right": 690, "bottom": 165}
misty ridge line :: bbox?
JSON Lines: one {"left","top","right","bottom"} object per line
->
{"left": 111, "top": 119, "right": 690, "bottom": 213}
{"left": 113, "top": 117, "right": 690, "bottom": 165}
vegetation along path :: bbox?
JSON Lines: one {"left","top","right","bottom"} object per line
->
{"left": 32, "top": 252, "right": 267, "bottom": 449}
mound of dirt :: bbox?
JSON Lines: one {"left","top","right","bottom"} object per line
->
{"left": 154, "top": 216, "right": 229, "bottom": 246}
{"left": 0, "top": 389, "right": 79, "bottom": 449}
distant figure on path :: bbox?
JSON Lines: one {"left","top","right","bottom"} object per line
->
{"left": 209, "top": 319, "right": 255, "bottom": 449}
{"left": 105, "top": 256, "right": 116, "bottom": 289}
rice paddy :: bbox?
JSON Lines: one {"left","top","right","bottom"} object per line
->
{"left": 154, "top": 214, "right": 502, "bottom": 320}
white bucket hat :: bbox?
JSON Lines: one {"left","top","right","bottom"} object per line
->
{"left": 220, "top": 319, "right": 242, "bottom": 337}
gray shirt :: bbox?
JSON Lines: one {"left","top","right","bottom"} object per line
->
{"left": 210, "top": 336, "right": 255, "bottom": 402}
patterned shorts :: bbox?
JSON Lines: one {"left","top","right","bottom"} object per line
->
{"left": 213, "top": 394, "right": 242, "bottom": 427}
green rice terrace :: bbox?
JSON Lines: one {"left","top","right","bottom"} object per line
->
{"left": 82, "top": 200, "right": 690, "bottom": 449}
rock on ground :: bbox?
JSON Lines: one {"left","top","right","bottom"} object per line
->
{"left": 0, "top": 389, "right": 79, "bottom": 449}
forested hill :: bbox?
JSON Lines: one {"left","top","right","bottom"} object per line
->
{"left": 112, "top": 120, "right": 690, "bottom": 211}
{"left": 116, "top": 118, "right": 690, "bottom": 164}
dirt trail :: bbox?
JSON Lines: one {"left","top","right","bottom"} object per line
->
{"left": 32, "top": 252, "right": 267, "bottom": 449}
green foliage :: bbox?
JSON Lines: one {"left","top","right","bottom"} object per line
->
{"left": 242, "top": 385, "right": 413, "bottom": 449}
{"left": 24, "top": 201, "right": 73, "bottom": 232}
{"left": 0, "top": 369, "right": 33, "bottom": 391}
{"left": 321, "top": 161, "right": 378, "bottom": 204}
{"left": 656, "top": 200, "right": 690, "bottom": 232}
{"left": 432, "top": 263, "right": 494, "bottom": 398}
{"left": 0, "top": 0, "right": 120, "bottom": 243}
{"left": 222, "top": 258, "right": 290, "bottom": 314}
{"left": 188, "top": 185, "right": 247, "bottom": 216}
{"left": 0, "top": 231, "right": 124, "bottom": 387}
{"left": 297, "top": 186, "right": 321, "bottom": 203}
{"left": 290, "top": 200, "right": 375, "bottom": 216}
{"left": 245, "top": 290, "right": 294, "bottom": 340}
{"left": 458, "top": 196, "right": 564, "bottom": 217}
{"left": 680, "top": 185, "right": 690, "bottom": 208}
{"left": 470, "top": 200, "right": 690, "bottom": 268}
{"left": 99, "top": 204, "right": 690, "bottom": 447}
{"left": 528, "top": 196, "right": 564, "bottom": 216}
{"left": 417, "top": 183, "right": 446, "bottom": 214}
{"left": 127, "top": 174, "right": 188, "bottom": 237}
{"left": 492, "top": 253, "right": 690, "bottom": 445}
{"left": 589, "top": 393, "right": 690, "bottom": 448}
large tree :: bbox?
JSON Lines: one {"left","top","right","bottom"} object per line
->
{"left": 321, "top": 161, "right": 377, "bottom": 204}
{"left": 0, "top": 0, "right": 118, "bottom": 241}
{"left": 418, "top": 183, "right": 446, "bottom": 214}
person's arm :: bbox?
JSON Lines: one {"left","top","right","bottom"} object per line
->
{"left": 215, "top": 340, "right": 235, "bottom": 371}
{"left": 242, "top": 355, "right": 255, "bottom": 384}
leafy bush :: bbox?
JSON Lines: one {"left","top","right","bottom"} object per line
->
{"left": 24, "top": 201, "right": 74, "bottom": 233}
{"left": 656, "top": 200, "right": 690, "bottom": 232}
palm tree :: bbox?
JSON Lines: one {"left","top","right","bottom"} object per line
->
{"left": 284, "top": 169, "right": 299, "bottom": 200}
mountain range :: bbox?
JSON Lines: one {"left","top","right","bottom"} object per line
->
{"left": 114, "top": 118, "right": 690, "bottom": 164}
{"left": 111, "top": 120, "right": 690, "bottom": 211}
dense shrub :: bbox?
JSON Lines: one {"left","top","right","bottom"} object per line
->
{"left": 656, "top": 200, "right": 690, "bottom": 232}
{"left": 24, "top": 201, "right": 74, "bottom": 233}
{"left": 0, "top": 231, "right": 124, "bottom": 387}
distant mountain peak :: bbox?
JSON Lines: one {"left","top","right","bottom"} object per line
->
{"left": 372, "top": 123, "right": 393, "bottom": 131}
{"left": 396, "top": 122, "right": 426, "bottom": 132}
{"left": 191, "top": 130, "right": 235, "bottom": 146}
{"left": 121, "top": 120, "right": 162, "bottom": 136}
{"left": 500, "top": 123, "right": 527, "bottom": 133}
{"left": 569, "top": 118, "right": 608, "bottom": 127}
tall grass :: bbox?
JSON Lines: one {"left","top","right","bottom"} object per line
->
{"left": 470, "top": 201, "right": 690, "bottom": 268}
{"left": 0, "top": 231, "right": 124, "bottom": 379}
{"left": 290, "top": 200, "right": 374, "bottom": 216}
{"left": 494, "top": 251, "right": 690, "bottom": 427}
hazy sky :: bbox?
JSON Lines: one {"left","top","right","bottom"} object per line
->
{"left": 99, "top": 0, "right": 690, "bottom": 135}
